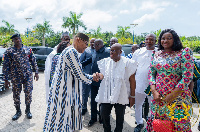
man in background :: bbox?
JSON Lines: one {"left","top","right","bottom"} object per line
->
{"left": 132, "top": 34, "right": 157, "bottom": 132}
{"left": 44, "top": 31, "right": 70, "bottom": 103}
{"left": 80, "top": 38, "right": 96, "bottom": 115}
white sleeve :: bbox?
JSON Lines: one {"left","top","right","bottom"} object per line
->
{"left": 125, "top": 59, "right": 137, "bottom": 78}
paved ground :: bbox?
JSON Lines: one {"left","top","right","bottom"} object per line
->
{"left": 0, "top": 72, "right": 199, "bottom": 132}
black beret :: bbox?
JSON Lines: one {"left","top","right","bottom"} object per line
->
{"left": 76, "top": 33, "right": 89, "bottom": 42}
{"left": 10, "top": 33, "right": 20, "bottom": 39}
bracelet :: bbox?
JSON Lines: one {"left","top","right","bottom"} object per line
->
{"left": 129, "top": 95, "right": 135, "bottom": 98}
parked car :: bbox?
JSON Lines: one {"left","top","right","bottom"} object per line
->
{"left": 0, "top": 65, "right": 5, "bottom": 91}
{"left": 30, "top": 46, "right": 53, "bottom": 71}
{"left": 122, "top": 44, "right": 133, "bottom": 56}
{"left": 0, "top": 47, "right": 7, "bottom": 65}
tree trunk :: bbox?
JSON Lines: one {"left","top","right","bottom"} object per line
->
{"left": 42, "top": 34, "right": 45, "bottom": 46}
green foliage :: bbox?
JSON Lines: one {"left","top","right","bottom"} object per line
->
{"left": 116, "top": 26, "right": 131, "bottom": 38}
{"left": 33, "top": 20, "right": 52, "bottom": 46}
{"left": 89, "top": 26, "right": 104, "bottom": 39}
{"left": 21, "top": 35, "right": 40, "bottom": 46}
{"left": 182, "top": 40, "right": 200, "bottom": 52}
{"left": 151, "top": 29, "right": 161, "bottom": 40}
{"left": 118, "top": 37, "right": 133, "bottom": 45}
{"left": 62, "top": 11, "right": 86, "bottom": 36}
{"left": 0, "top": 35, "right": 12, "bottom": 47}
{"left": 134, "top": 34, "right": 146, "bottom": 44}
{"left": 45, "top": 31, "right": 62, "bottom": 48}
{"left": 0, "top": 20, "right": 18, "bottom": 35}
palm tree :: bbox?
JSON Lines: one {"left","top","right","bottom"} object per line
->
{"left": 0, "top": 20, "right": 18, "bottom": 35}
{"left": 90, "top": 26, "right": 104, "bottom": 39}
{"left": 116, "top": 26, "right": 131, "bottom": 38}
{"left": 152, "top": 29, "right": 162, "bottom": 40}
{"left": 33, "top": 20, "right": 52, "bottom": 46}
{"left": 62, "top": 11, "right": 87, "bottom": 36}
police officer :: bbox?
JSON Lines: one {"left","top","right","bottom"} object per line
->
{"left": 3, "top": 33, "right": 39, "bottom": 120}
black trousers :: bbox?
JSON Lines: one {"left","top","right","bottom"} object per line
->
{"left": 91, "top": 85, "right": 99, "bottom": 120}
{"left": 100, "top": 103, "right": 126, "bottom": 132}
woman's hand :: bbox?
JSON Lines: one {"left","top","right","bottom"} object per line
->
{"left": 152, "top": 90, "right": 162, "bottom": 103}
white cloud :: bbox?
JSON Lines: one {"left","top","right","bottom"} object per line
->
{"left": 120, "top": 10, "right": 130, "bottom": 14}
{"left": 133, "top": 8, "right": 165, "bottom": 26}
{"left": 81, "top": 10, "right": 114, "bottom": 29}
{"left": 139, "top": 1, "right": 172, "bottom": 11}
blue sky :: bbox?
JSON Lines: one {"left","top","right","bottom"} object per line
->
{"left": 0, "top": 0, "right": 199, "bottom": 37}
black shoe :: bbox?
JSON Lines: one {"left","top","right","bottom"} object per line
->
{"left": 198, "top": 123, "right": 200, "bottom": 131}
{"left": 88, "top": 119, "right": 97, "bottom": 127}
{"left": 12, "top": 105, "right": 22, "bottom": 121}
{"left": 134, "top": 124, "right": 144, "bottom": 132}
{"left": 25, "top": 104, "right": 32, "bottom": 119}
{"left": 82, "top": 109, "right": 87, "bottom": 115}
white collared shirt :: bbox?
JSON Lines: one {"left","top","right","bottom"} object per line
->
{"left": 132, "top": 47, "right": 157, "bottom": 94}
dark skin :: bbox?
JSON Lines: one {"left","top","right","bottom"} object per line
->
{"left": 110, "top": 38, "right": 118, "bottom": 47}
{"left": 94, "top": 39, "right": 104, "bottom": 51}
{"left": 5, "top": 37, "right": 39, "bottom": 89}
{"left": 90, "top": 38, "right": 95, "bottom": 49}
{"left": 145, "top": 34, "right": 156, "bottom": 50}
{"left": 132, "top": 44, "right": 139, "bottom": 53}
{"left": 97, "top": 43, "right": 136, "bottom": 107}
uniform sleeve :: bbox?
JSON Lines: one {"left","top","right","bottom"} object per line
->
{"left": 175, "top": 48, "right": 194, "bottom": 91}
{"left": 66, "top": 49, "right": 93, "bottom": 84}
{"left": 29, "top": 48, "right": 39, "bottom": 74}
{"left": 3, "top": 49, "right": 11, "bottom": 80}
{"left": 148, "top": 52, "right": 157, "bottom": 85}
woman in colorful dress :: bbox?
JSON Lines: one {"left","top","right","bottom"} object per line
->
{"left": 147, "top": 29, "right": 194, "bottom": 132}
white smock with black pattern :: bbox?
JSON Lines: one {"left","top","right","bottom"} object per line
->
{"left": 43, "top": 46, "right": 93, "bottom": 132}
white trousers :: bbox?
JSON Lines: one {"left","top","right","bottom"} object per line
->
{"left": 135, "top": 92, "right": 152, "bottom": 125}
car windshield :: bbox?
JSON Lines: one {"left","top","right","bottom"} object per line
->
{"left": 0, "top": 48, "right": 6, "bottom": 54}
{"left": 31, "top": 47, "right": 53, "bottom": 55}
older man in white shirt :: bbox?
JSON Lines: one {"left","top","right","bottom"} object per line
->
{"left": 95, "top": 43, "right": 137, "bottom": 132}
{"left": 132, "top": 34, "right": 157, "bottom": 132}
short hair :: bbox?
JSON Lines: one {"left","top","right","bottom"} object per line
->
{"left": 61, "top": 31, "right": 69, "bottom": 38}
{"left": 158, "top": 29, "right": 183, "bottom": 51}
{"left": 110, "top": 37, "right": 118, "bottom": 42}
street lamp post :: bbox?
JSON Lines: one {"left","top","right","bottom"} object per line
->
{"left": 130, "top": 24, "right": 138, "bottom": 44}
{"left": 25, "top": 18, "right": 32, "bottom": 37}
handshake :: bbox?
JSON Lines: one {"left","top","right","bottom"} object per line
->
{"left": 92, "top": 72, "right": 104, "bottom": 82}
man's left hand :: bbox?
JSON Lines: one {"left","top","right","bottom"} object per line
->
{"left": 129, "top": 97, "right": 135, "bottom": 107}
{"left": 34, "top": 73, "right": 39, "bottom": 81}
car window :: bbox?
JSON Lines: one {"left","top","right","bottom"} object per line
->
{"left": 46, "top": 48, "right": 53, "bottom": 55}
{"left": 31, "top": 47, "right": 53, "bottom": 55}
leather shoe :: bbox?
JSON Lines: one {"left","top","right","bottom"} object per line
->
{"left": 134, "top": 124, "right": 144, "bottom": 132}
{"left": 82, "top": 109, "right": 87, "bottom": 115}
{"left": 88, "top": 120, "right": 97, "bottom": 127}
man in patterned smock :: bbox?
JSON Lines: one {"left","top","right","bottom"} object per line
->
{"left": 43, "top": 33, "right": 99, "bottom": 132}
{"left": 3, "top": 33, "right": 39, "bottom": 121}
